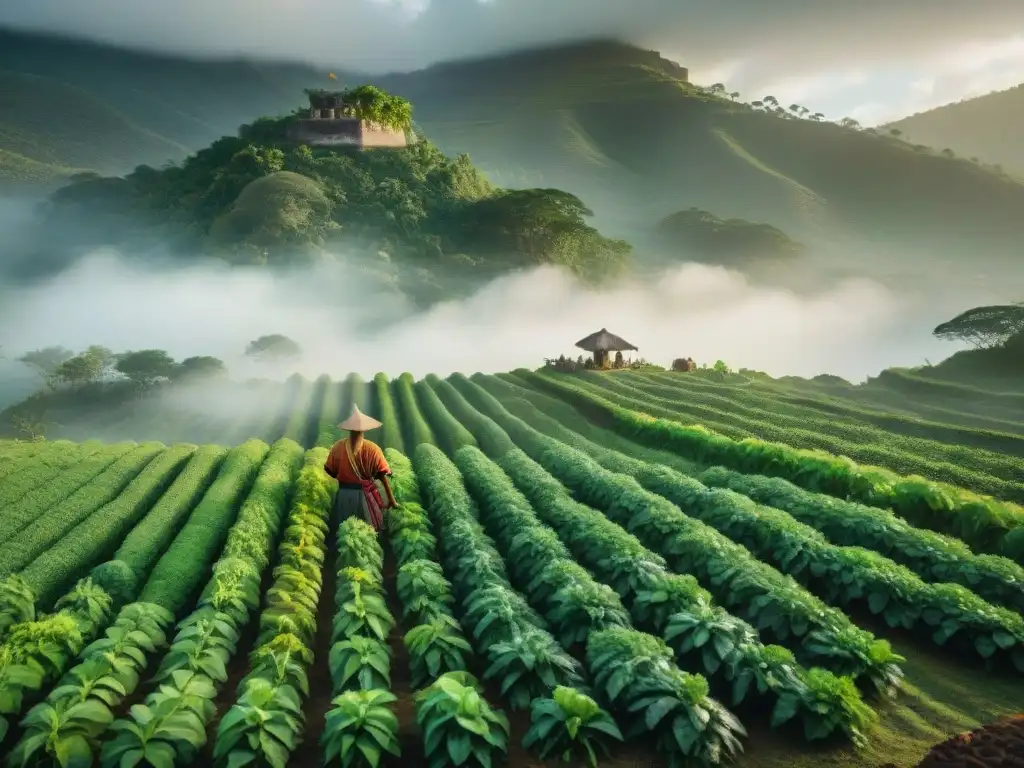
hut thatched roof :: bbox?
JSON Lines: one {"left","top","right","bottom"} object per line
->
{"left": 575, "top": 328, "right": 638, "bottom": 352}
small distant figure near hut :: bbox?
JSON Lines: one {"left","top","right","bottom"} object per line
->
{"left": 575, "top": 328, "right": 638, "bottom": 369}
{"left": 672, "top": 357, "right": 696, "bottom": 372}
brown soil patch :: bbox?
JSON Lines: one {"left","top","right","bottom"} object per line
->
{"left": 916, "top": 715, "right": 1024, "bottom": 767}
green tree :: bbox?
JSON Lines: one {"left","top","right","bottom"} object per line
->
{"left": 341, "top": 85, "right": 413, "bottom": 131}
{"left": 933, "top": 304, "right": 1024, "bottom": 349}
{"left": 53, "top": 346, "right": 115, "bottom": 387}
{"left": 462, "top": 189, "right": 631, "bottom": 282}
{"left": 115, "top": 349, "right": 177, "bottom": 386}
{"left": 172, "top": 356, "right": 228, "bottom": 381}
{"left": 245, "top": 334, "right": 302, "bottom": 362}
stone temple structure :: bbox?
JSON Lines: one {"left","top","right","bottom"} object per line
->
{"left": 287, "top": 91, "right": 408, "bottom": 149}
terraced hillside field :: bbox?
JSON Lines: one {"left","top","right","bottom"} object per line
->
{"left": 0, "top": 369, "right": 1022, "bottom": 768}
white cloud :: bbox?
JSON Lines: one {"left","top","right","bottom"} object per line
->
{"left": 0, "top": 248, "right": 996, "bottom": 383}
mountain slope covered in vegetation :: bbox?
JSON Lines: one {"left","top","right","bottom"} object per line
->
{"left": 3, "top": 30, "right": 1024, "bottom": 279}
{"left": 22, "top": 96, "right": 631, "bottom": 305}
{"left": 886, "top": 84, "right": 1024, "bottom": 175}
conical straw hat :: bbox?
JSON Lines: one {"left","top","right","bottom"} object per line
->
{"left": 337, "top": 405, "right": 382, "bottom": 432}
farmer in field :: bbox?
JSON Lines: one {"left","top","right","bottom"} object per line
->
{"left": 323, "top": 406, "right": 398, "bottom": 532}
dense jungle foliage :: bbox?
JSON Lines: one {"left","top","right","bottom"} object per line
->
{"left": 31, "top": 104, "right": 632, "bottom": 304}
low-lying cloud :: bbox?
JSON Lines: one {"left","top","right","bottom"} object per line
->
{"left": 0, "top": 248, "right": 983, "bottom": 388}
{"left": 3, "top": 1, "right": 1024, "bottom": 88}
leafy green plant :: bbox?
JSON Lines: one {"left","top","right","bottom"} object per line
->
{"left": 546, "top": 581, "right": 631, "bottom": 646}
{"left": 330, "top": 636, "right": 391, "bottom": 693}
{"left": 587, "top": 627, "right": 745, "bottom": 768}
{"left": 48, "top": 656, "right": 131, "bottom": 708}
{"left": 462, "top": 584, "right": 545, "bottom": 647}
{"left": 0, "top": 613, "right": 85, "bottom": 688}
{"left": 0, "top": 575, "right": 36, "bottom": 641}
{"left": 392, "top": 526, "right": 438, "bottom": 564}
{"left": 213, "top": 678, "right": 304, "bottom": 768}
{"left": 322, "top": 689, "right": 401, "bottom": 768}
{"left": 482, "top": 627, "right": 584, "bottom": 710}
{"left": 414, "top": 672, "right": 509, "bottom": 768}
{"left": 396, "top": 560, "right": 455, "bottom": 623}
{"left": 384, "top": 503, "right": 428, "bottom": 539}
{"left": 522, "top": 686, "right": 623, "bottom": 766}
{"left": 245, "top": 635, "right": 313, "bottom": 693}
{"left": 88, "top": 560, "right": 139, "bottom": 609}
{"left": 335, "top": 567, "right": 382, "bottom": 605}
{"left": 332, "top": 583, "right": 395, "bottom": 643}
{"left": 337, "top": 519, "right": 383, "bottom": 575}
{"left": 404, "top": 616, "right": 472, "bottom": 688}
{"left": 664, "top": 604, "right": 751, "bottom": 676}
{"left": 100, "top": 670, "right": 216, "bottom": 767}
{"left": 154, "top": 608, "right": 237, "bottom": 683}
{"left": 6, "top": 698, "right": 114, "bottom": 768}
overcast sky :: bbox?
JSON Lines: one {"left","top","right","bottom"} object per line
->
{"left": 2, "top": 1, "right": 1023, "bottom": 125}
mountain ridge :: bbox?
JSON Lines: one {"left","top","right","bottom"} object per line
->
{"left": 886, "top": 83, "right": 1024, "bottom": 174}
{"left": 2, "top": 28, "right": 1024, "bottom": 287}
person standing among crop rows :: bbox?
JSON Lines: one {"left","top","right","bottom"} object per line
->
{"left": 323, "top": 405, "right": 398, "bottom": 531}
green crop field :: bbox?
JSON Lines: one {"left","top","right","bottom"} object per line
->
{"left": 0, "top": 369, "right": 1022, "bottom": 768}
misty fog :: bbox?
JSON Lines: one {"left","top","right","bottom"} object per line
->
{"left": 4, "top": 0, "right": 1024, "bottom": 99}
{"left": 0, "top": 242, "right": 990, "bottom": 399}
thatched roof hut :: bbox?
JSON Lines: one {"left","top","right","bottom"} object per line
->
{"left": 575, "top": 328, "right": 637, "bottom": 367}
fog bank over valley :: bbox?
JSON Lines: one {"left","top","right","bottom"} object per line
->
{"left": 0, "top": 247, "right": 995, "bottom": 390}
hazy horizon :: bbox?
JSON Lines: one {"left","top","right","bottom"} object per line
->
{"left": 2, "top": 3, "right": 1024, "bottom": 127}
{"left": 0, "top": 245, "right": 991, "bottom": 395}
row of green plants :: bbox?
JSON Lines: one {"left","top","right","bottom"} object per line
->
{"left": 0, "top": 441, "right": 103, "bottom": 511}
{"left": 99, "top": 446, "right": 229, "bottom": 590}
{"left": 452, "top": 375, "right": 906, "bottom": 695}
{"left": 521, "top": 371, "right": 1024, "bottom": 564}
{"left": 100, "top": 439, "right": 301, "bottom": 768}
{"left": 697, "top": 467, "right": 1024, "bottom": 614}
{"left": 636, "top": 369, "right": 1024, "bottom": 469}
{"left": 630, "top": 465, "right": 1024, "bottom": 671}
{"left": 375, "top": 375, "right": 406, "bottom": 454}
{"left": 0, "top": 444, "right": 224, "bottom": 649}
{"left": 385, "top": 449, "right": 474, "bottom": 686}
{"left": 0, "top": 442, "right": 136, "bottom": 546}
{"left": 0, "top": 441, "right": 57, "bottom": 470}
{"left": 323, "top": 516, "right": 402, "bottom": 767}
{"left": 432, "top": 377, "right": 876, "bottom": 741}
{"left": 616, "top": 370, "right": 1024, "bottom": 489}
{"left": 390, "top": 450, "right": 625, "bottom": 768}
{"left": 315, "top": 378, "right": 347, "bottom": 449}
{"left": 449, "top": 433, "right": 743, "bottom": 764}
{"left": 0, "top": 440, "right": 76, "bottom": 479}
{"left": 213, "top": 446, "right": 335, "bottom": 768}
{"left": 282, "top": 375, "right": 326, "bottom": 444}
{"left": 2, "top": 439, "right": 272, "bottom": 765}
{"left": 588, "top": 369, "right": 1021, "bottom": 493}
{"left": 482, "top": 378, "right": 1024, "bottom": 667}
{"left": 454, "top": 438, "right": 875, "bottom": 746}
{"left": 415, "top": 442, "right": 621, "bottom": 767}
{"left": 17, "top": 445, "right": 198, "bottom": 608}
{"left": 567, "top": 369, "right": 1021, "bottom": 499}
{"left": 415, "top": 443, "right": 588, "bottom": 707}
{"left": 0, "top": 443, "right": 169, "bottom": 580}
{"left": 416, "top": 376, "right": 478, "bottom": 456}
{"left": 418, "top": 441, "right": 749, "bottom": 768}
{"left": 395, "top": 374, "right": 436, "bottom": 450}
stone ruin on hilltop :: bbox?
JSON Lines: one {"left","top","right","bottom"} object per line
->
{"left": 287, "top": 89, "right": 409, "bottom": 149}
